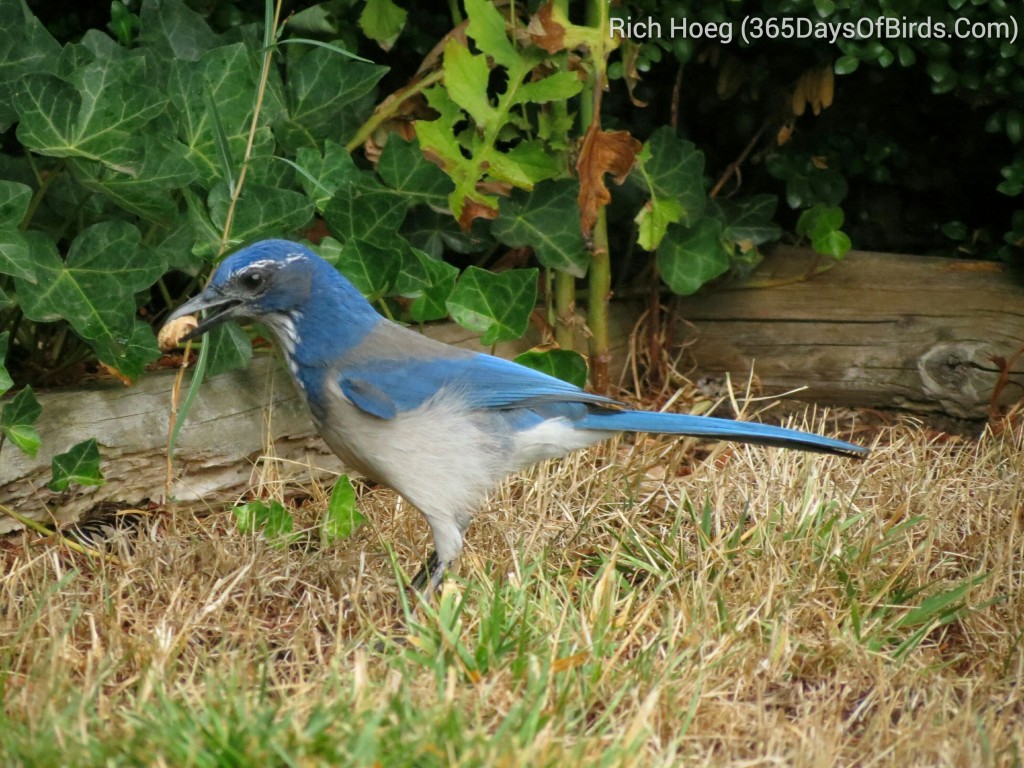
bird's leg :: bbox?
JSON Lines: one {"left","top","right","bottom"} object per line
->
{"left": 409, "top": 550, "right": 446, "bottom": 596}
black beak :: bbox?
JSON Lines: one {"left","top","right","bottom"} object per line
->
{"left": 164, "top": 289, "right": 244, "bottom": 341}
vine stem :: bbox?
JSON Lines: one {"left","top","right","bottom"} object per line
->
{"left": 345, "top": 69, "right": 444, "bottom": 154}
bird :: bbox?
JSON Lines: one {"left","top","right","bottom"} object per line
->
{"left": 164, "top": 239, "right": 868, "bottom": 593}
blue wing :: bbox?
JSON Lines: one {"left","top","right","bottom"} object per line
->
{"left": 335, "top": 339, "right": 867, "bottom": 458}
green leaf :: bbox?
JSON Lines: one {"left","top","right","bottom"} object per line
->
{"left": 443, "top": 40, "right": 496, "bottom": 131}
{"left": 0, "top": 180, "right": 32, "bottom": 227}
{"left": 488, "top": 140, "right": 561, "bottom": 187}
{"left": 465, "top": 0, "right": 519, "bottom": 69}
{"left": 811, "top": 229, "right": 852, "bottom": 259}
{"left": 69, "top": 135, "right": 197, "bottom": 221}
{"left": 415, "top": 86, "right": 501, "bottom": 224}
{"left": 233, "top": 499, "right": 295, "bottom": 542}
{"left": 514, "top": 70, "right": 584, "bottom": 104}
{"left": 657, "top": 218, "right": 729, "bottom": 295}
{"left": 633, "top": 127, "right": 706, "bottom": 250}
{"left": 208, "top": 183, "right": 314, "bottom": 249}
{"left": 402, "top": 207, "right": 485, "bottom": 259}
{"left": 0, "top": 332, "right": 12, "bottom": 396}
{"left": 797, "top": 204, "right": 852, "bottom": 259}
{"left": 377, "top": 135, "right": 453, "bottom": 208}
{"left": 49, "top": 438, "right": 105, "bottom": 492}
{"left": 203, "top": 323, "right": 252, "bottom": 377}
{"left": 834, "top": 54, "right": 860, "bottom": 75}
{"left": 293, "top": 140, "right": 360, "bottom": 212}
{"left": 0, "top": 0, "right": 61, "bottom": 131}
{"left": 109, "top": 1, "right": 140, "bottom": 47}
{"left": 139, "top": 0, "right": 220, "bottom": 61}
{"left": 0, "top": 385, "right": 41, "bottom": 456}
{"left": 322, "top": 474, "right": 366, "bottom": 541}
{"left": 359, "top": 0, "right": 407, "bottom": 50}
{"left": 276, "top": 43, "right": 388, "bottom": 151}
{"left": 15, "top": 224, "right": 165, "bottom": 378}
{"left": 493, "top": 181, "right": 588, "bottom": 277}
{"left": 15, "top": 55, "right": 167, "bottom": 174}
{"left": 513, "top": 349, "right": 587, "bottom": 388}
{"left": 0, "top": 228, "right": 35, "bottom": 282}
{"left": 320, "top": 237, "right": 402, "bottom": 300}
{"left": 715, "top": 194, "right": 782, "bottom": 246}
{"left": 168, "top": 44, "right": 268, "bottom": 187}
{"left": 406, "top": 250, "right": 458, "bottom": 323}
{"left": 446, "top": 266, "right": 537, "bottom": 346}
{"left": 323, "top": 182, "right": 408, "bottom": 243}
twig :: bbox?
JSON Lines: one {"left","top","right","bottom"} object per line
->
{"left": 709, "top": 121, "right": 768, "bottom": 199}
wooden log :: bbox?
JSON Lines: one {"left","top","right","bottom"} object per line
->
{"left": 672, "top": 247, "right": 1024, "bottom": 418}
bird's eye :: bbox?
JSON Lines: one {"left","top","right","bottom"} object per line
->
{"left": 240, "top": 270, "right": 265, "bottom": 292}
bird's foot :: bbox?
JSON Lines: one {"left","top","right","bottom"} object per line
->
{"left": 409, "top": 550, "right": 447, "bottom": 598}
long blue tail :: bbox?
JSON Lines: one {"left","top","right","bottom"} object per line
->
{"left": 578, "top": 409, "right": 868, "bottom": 458}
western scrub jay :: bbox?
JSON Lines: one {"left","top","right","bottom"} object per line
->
{"left": 165, "top": 240, "right": 868, "bottom": 592}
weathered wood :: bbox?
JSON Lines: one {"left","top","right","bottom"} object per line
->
{"left": 674, "top": 247, "right": 1024, "bottom": 418}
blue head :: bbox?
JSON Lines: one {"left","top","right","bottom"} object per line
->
{"left": 166, "top": 239, "right": 380, "bottom": 364}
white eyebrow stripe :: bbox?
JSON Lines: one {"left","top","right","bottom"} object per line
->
{"left": 233, "top": 253, "right": 307, "bottom": 278}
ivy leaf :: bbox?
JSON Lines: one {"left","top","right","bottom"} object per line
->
{"left": 323, "top": 181, "right": 408, "bottom": 243}
{"left": 15, "top": 55, "right": 166, "bottom": 174}
{"left": 293, "top": 140, "right": 360, "bottom": 212}
{"left": 377, "top": 135, "right": 453, "bottom": 208}
{"left": 0, "top": 180, "right": 31, "bottom": 227}
{"left": 713, "top": 194, "right": 782, "bottom": 246}
{"left": 233, "top": 499, "right": 295, "bottom": 543}
{"left": 168, "top": 43, "right": 267, "bottom": 187}
{"left": 407, "top": 250, "right": 458, "bottom": 323}
{"left": 514, "top": 348, "right": 588, "bottom": 388}
{"left": 204, "top": 322, "right": 252, "bottom": 378}
{"left": 797, "top": 204, "right": 852, "bottom": 259}
{"left": 15, "top": 224, "right": 165, "bottom": 378}
{"left": 70, "top": 135, "right": 197, "bottom": 222}
{"left": 276, "top": 43, "right": 387, "bottom": 152}
{"left": 0, "top": 386, "right": 40, "bottom": 457}
{"left": 402, "top": 207, "right": 486, "bottom": 259}
{"left": 359, "top": 0, "right": 407, "bottom": 51}
{"left": 322, "top": 474, "right": 366, "bottom": 541}
{"left": 0, "top": 0, "right": 61, "bottom": 131}
{"left": 446, "top": 266, "right": 537, "bottom": 346}
{"left": 139, "top": 0, "right": 220, "bottom": 62}
{"left": 493, "top": 180, "right": 588, "bottom": 277}
{"left": 633, "top": 127, "right": 706, "bottom": 250}
{"left": 658, "top": 218, "right": 729, "bottom": 295}
{"left": 49, "top": 438, "right": 105, "bottom": 492}
{"left": 0, "top": 332, "right": 12, "bottom": 396}
{"left": 208, "top": 182, "right": 314, "bottom": 248}
{"left": 0, "top": 183, "right": 35, "bottom": 280}
{"left": 320, "top": 236, "right": 402, "bottom": 300}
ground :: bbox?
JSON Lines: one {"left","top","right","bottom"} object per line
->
{"left": 1, "top": 406, "right": 1022, "bottom": 766}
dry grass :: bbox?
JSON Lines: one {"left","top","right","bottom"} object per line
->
{"left": 2, "top": 407, "right": 1022, "bottom": 767}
